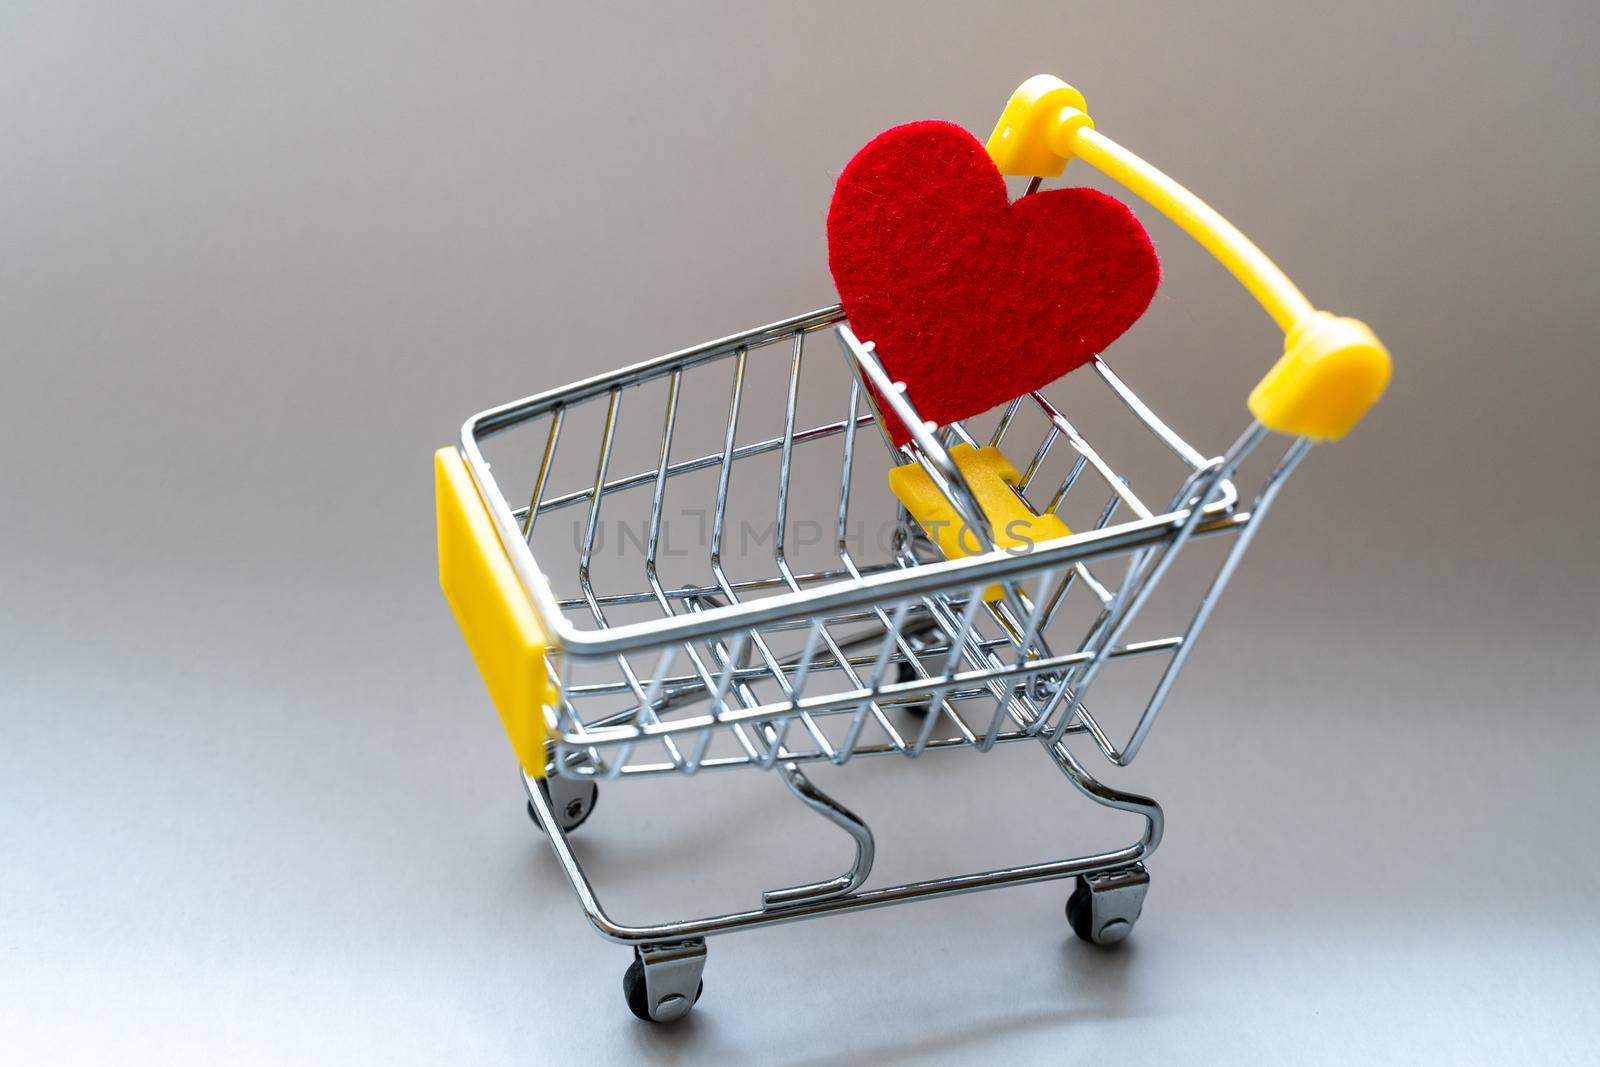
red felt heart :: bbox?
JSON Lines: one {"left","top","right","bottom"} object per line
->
{"left": 827, "top": 120, "right": 1160, "bottom": 446}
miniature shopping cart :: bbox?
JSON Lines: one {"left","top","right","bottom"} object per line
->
{"left": 435, "top": 75, "right": 1390, "bottom": 1022}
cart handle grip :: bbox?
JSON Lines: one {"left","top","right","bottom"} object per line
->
{"left": 985, "top": 75, "right": 1391, "bottom": 441}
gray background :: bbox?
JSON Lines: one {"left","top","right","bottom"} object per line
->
{"left": 3, "top": 1, "right": 1597, "bottom": 1063}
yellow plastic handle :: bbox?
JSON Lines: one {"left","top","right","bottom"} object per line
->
{"left": 436, "top": 447, "right": 551, "bottom": 777}
{"left": 985, "top": 75, "right": 1391, "bottom": 441}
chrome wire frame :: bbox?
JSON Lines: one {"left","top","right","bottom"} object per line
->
{"left": 457, "top": 303, "right": 1311, "bottom": 939}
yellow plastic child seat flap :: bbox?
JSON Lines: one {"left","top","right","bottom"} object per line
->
{"left": 888, "top": 445, "right": 1071, "bottom": 602}
{"left": 435, "top": 447, "right": 551, "bottom": 777}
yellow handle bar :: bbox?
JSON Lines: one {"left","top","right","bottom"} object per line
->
{"left": 986, "top": 75, "right": 1391, "bottom": 441}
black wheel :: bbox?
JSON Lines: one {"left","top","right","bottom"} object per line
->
{"left": 623, "top": 956, "right": 704, "bottom": 1023}
{"left": 895, "top": 660, "right": 931, "bottom": 716}
{"left": 525, "top": 778, "right": 598, "bottom": 833}
{"left": 1066, "top": 876, "right": 1096, "bottom": 943}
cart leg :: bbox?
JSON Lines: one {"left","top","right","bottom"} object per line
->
{"left": 623, "top": 939, "right": 707, "bottom": 1023}
{"left": 760, "top": 761, "right": 875, "bottom": 908}
{"left": 1066, "top": 863, "right": 1149, "bottom": 946}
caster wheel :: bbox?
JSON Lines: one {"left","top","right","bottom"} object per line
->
{"left": 623, "top": 956, "right": 704, "bottom": 1023}
{"left": 525, "top": 777, "right": 598, "bottom": 833}
{"left": 1065, "top": 877, "right": 1097, "bottom": 943}
{"left": 895, "top": 660, "right": 930, "bottom": 716}
{"left": 1066, "top": 866, "right": 1148, "bottom": 946}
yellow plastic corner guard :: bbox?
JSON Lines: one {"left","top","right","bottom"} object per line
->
{"left": 985, "top": 74, "right": 1093, "bottom": 178}
{"left": 888, "top": 445, "right": 1070, "bottom": 602}
{"left": 435, "top": 447, "right": 550, "bottom": 778}
{"left": 983, "top": 75, "right": 1392, "bottom": 440}
{"left": 1248, "top": 312, "right": 1391, "bottom": 441}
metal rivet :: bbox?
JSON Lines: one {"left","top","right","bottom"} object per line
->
{"left": 653, "top": 994, "right": 690, "bottom": 1022}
